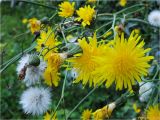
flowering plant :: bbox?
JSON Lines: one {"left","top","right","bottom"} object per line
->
{"left": 1, "top": 0, "right": 160, "bottom": 119}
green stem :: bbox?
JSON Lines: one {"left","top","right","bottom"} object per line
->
{"left": 152, "top": 63, "right": 159, "bottom": 80}
{"left": 0, "top": 44, "right": 35, "bottom": 73}
{"left": 19, "top": 0, "right": 57, "bottom": 10}
{"left": 66, "top": 87, "right": 97, "bottom": 119}
{"left": 97, "top": 27, "right": 112, "bottom": 39}
{"left": 49, "top": 12, "right": 58, "bottom": 21}
{"left": 97, "top": 13, "right": 113, "bottom": 16}
{"left": 126, "top": 18, "right": 149, "bottom": 24}
{"left": 112, "top": 14, "right": 116, "bottom": 38}
{"left": 142, "top": 79, "right": 159, "bottom": 82}
{"left": 125, "top": 7, "right": 145, "bottom": 16}
{"left": 115, "top": 4, "right": 144, "bottom": 15}
{"left": 115, "top": 91, "right": 129, "bottom": 105}
{"left": 50, "top": 70, "right": 68, "bottom": 120}
{"left": 13, "top": 31, "right": 30, "bottom": 39}
{"left": 95, "top": 21, "right": 112, "bottom": 33}
{"left": 60, "top": 24, "right": 67, "bottom": 44}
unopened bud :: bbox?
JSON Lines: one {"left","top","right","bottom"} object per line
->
{"left": 28, "top": 55, "right": 40, "bottom": 66}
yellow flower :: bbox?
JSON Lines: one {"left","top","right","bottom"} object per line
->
{"left": 29, "top": 18, "right": 41, "bottom": 34}
{"left": 44, "top": 112, "right": 57, "bottom": 120}
{"left": 93, "top": 102, "right": 116, "bottom": 120}
{"left": 146, "top": 104, "right": 160, "bottom": 120}
{"left": 22, "top": 18, "right": 28, "bottom": 24}
{"left": 44, "top": 52, "right": 67, "bottom": 86}
{"left": 68, "top": 33, "right": 106, "bottom": 87}
{"left": 87, "top": 0, "right": 96, "bottom": 3}
{"left": 76, "top": 5, "right": 95, "bottom": 27}
{"left": 133, "top": 103, "right": 141, "bottom": 113}
{"left": 36, "top": 27, "right": 60, "bottom": 56}
{"left": 94, "top": 31, "right": 154, "bottom": 90}
{"left": 119, "top": 0, "right": 127, "bottom": 7}
{"left": 58, "top": 1, "right": 75, "bottom": 18}
{"left": 81, "top": 109, "right": 92, "bottom": 120}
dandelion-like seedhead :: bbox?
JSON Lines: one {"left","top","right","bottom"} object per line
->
{"left": 17, "top": 54, "right": 46, "bottom": 86}
{"left": 148, "top": 10, "right": 160, "bottom": 27}
{"left": 20, "top": 87, "right": 51, "bottom": 115}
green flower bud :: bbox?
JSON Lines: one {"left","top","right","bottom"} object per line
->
{"left": 28, "top": 54, "right": 40, "bottom": 66}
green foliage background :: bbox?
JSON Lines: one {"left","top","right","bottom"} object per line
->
{"left": 1, "top": 0, "right": 159, "bottom": 119}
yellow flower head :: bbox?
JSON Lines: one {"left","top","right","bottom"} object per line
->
{"left": 87, "top": 0, "right": 96, "bottom": 3}
{"left": 68, "top": 33, "right": 106, "bottom": 87}
{"left": 76, "top": 5, "right": 95, "bottom": 27}
{"left": 119, "top": 0, "right": 127, "bottom": 7}
{"left": 44, "top": 112, "right": 57, "bottom": 120}
{"left": 94, "top": 31, "right": 154, "bottom": 90}
{"left": 58, "top": 1, "right": 75, "bottom": 18}
{"left": 146, "top": 104, "right": 160, "bottom": 120}
{"left": 29, "top": 18, "right": 41, "bottom": 34}
{"left": 81, "top": 109, "right": 92, "bottom": 120}
{"left": 44, "top": 52, "right": 67, "bottom": 87}
{"left": 22, "top": 18, "right": 28, "bottom": 24}
{"left": 36, "top": 27, "right": 60, "bottom": 56}
{"left": 93, "top": 103, "right": 116, "bottom": 120}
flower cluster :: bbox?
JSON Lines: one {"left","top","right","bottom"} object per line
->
{"left": 58, "top": 1, "right": 95, "bottom": 27}
{"left": 16, "top": 1, "right": 159, "bottom": 119}
{"left": 69, "top": 31, "right": 153, "bottom": 90}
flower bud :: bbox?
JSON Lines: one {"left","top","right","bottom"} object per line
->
{"left": 28, "top": 55, "right": 40, "bottom": 66}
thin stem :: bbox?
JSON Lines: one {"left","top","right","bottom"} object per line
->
{"left": 66, "top": 86, "right": 97, "bottom": 119}
{"left": 50, "top": 70, "right": 68, "bottom": 120}
{"left": 49, "top": 12, "right": 58, "bottom": 21}
{"left": 115, "top": 4, "right": 144, "bottom": 15}
{"left": 13, "top": 31, "right": 30, "bottom": 39}
{"left": 142, "top": 79, "right": 159, "bottom": 82}
{"left": 126, "top": 18, "right": 149, "bottom": 24}
{"left": 0, "top": 44, "right": 35, "bottom": 73}
{"left": 19, "top": 0, "right": 57, "bottom": 10}
{"left": 97, "top": 27, "right": 112, "bottom": 39}
{"left": 97, "top": 13, "right": 113, "bottom": 17}
{"left": 125, "top": 7, "right": 145, "bottom": 16}
{"left": 96, "top": 21, "right": 112, "bottom": 33}
{"left": 62, "top": 98, "right": 66, "bottom": 120}
{"left": 152, "top": 63, "right": 159, "bottom": 80}
{"left": 112, "top": 14, "right": 116, "bottom": 38}
{"left": 60, "top": 24, "right": 67, "bottom": 44}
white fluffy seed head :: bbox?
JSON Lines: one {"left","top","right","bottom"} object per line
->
{"left": 139, "top": 82, "right": 154, "bottom": 102}
{"left": 20, "top": 87, "right": 51, "bottom": 115}
{"left": 17, "top": 54, "right": 46, "bottom": 86}
{"left": 16, "top": 54, "right": 29, "bottom": 73}
{"left": 148, "top": 10, "right": 160, "bottom": 27}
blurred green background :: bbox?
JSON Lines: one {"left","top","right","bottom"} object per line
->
{"left": 1, "top": 0, "right": 159, "bottom": 119}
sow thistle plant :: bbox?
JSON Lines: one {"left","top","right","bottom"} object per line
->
{"left": 1, "top": 0, "right": 160, "bottom": 119}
